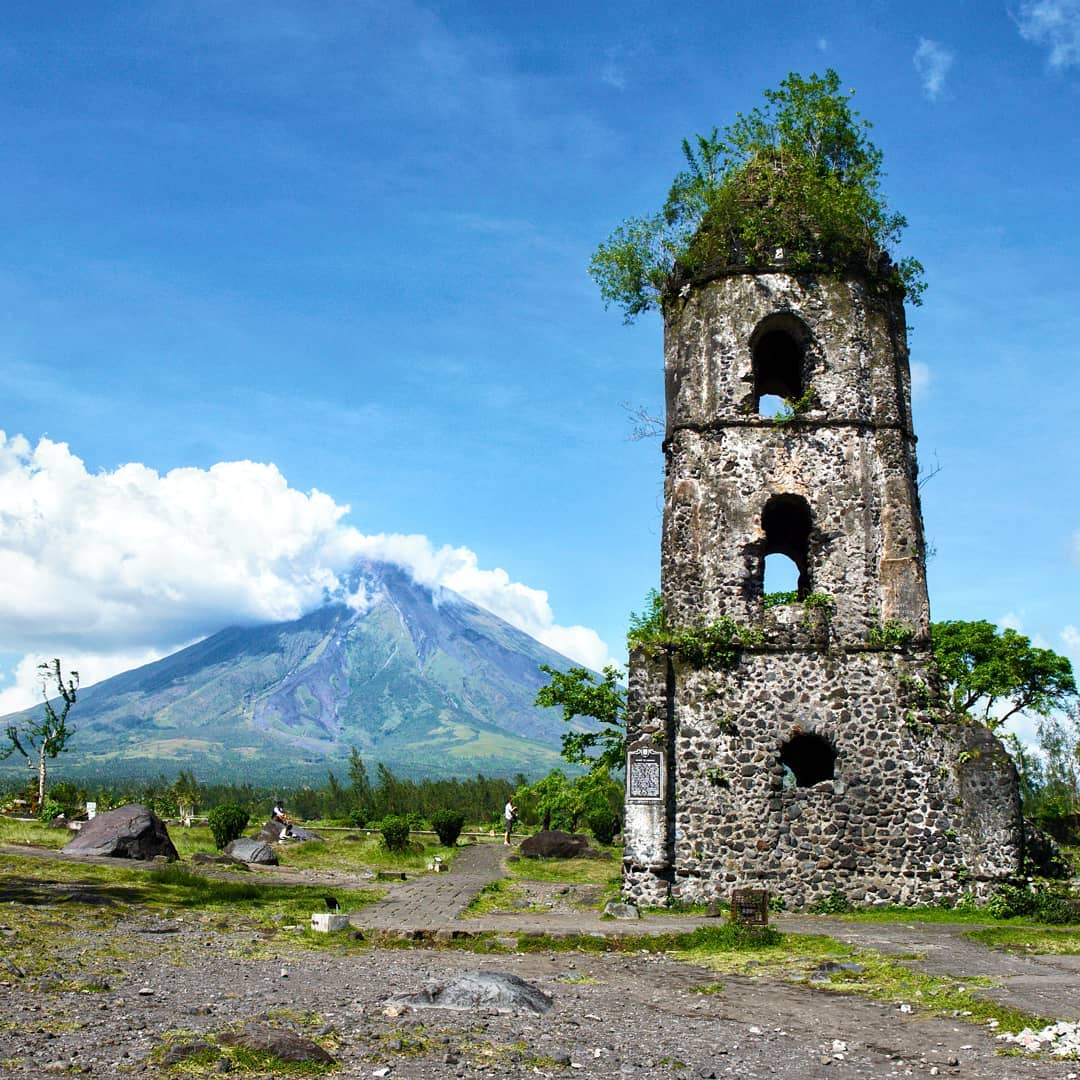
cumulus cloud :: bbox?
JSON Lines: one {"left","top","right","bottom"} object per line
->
{"left": 913, "top": 38, "right": 954, "bottom": 99}
{"left": 1062, "top": 624, "right": 1080, "bottom": 656}
{"left": 0, "top": 433, "right": 613, "bottom": 708}
{"left": 1016, "top": 0, "right": 1080, "bottom": 68}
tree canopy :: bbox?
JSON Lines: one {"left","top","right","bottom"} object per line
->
{"left": 931, "top": 620, "right": 1076, "bottom": 729}
{"left": 589, "top": 70, "right": 925, "bottom": 321}
{"left": 534, "top": 663, "right": 625, "bottom": 775}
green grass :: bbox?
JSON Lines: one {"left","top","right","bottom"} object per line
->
{"left": 807, "top": 950, "right": 1047, "bottom": 1034}
{"left": 462, "top": 878, "right": 527, "bottom": 917}
{"left": 0, "top": 852, "right": 380, "bottom": 924}
{"left": 506, "top": 852, "right": 621, "bottom": 886}
{"left": 678, "top": 927, "right": 1051, "bottom": 1036}
{"left": 277, "top": 832, "right": 462, "bottom": 874}
{"left": 0, "top": 816, "right": 70, "bottom": 849}
{"left": 964, "top": 926, "right": 1080, "bottom": 954}
{"left": 828, "top": 904, "right": 996, "bottom": 925}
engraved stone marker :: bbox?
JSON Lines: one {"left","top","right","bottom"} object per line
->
{"left": 627, "top": 749, "right": 663, "bottom": 801}
{"left": 731, "top": 888, "right": 769, "bottom": 927}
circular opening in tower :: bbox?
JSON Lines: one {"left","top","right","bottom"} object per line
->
{"left": 779, "top": 732, "right": 836, "bottom": 787}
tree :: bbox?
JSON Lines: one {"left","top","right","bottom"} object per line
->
{"left": 348, "top": 745, "right": 372, "bottom": 813}
{"left": 1, "top": 659, "right": 79, "bottom": 805}
{"left": 931, "top": 620, "right": 1076, "bottom": 729}
{"left": 534, "top": 664, "right": 625, "bottom": 776}
{"left": 172, "top": 769, "right": 201, "bottom": 825}
{"left": 589, "top": 69, "right": 924, "bottom": 323}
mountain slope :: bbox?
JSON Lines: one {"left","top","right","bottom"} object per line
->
{"left": 2, "top": 561, "right": 594, "bottom": 784}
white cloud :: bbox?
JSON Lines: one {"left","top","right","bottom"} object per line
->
{"left": 1062, "top": 624, "right": 1080, "bottom": 656}
{"left": 997, "top": 610, "right": 1024, "bottom": 632}
{"left": 910, "top": 361, "right": 931, "bottom": 399}
{"left": 0, "top": 433, "right": 613, "bottom": 708}
{"left": 816, "top": 36, "right": 829, "bottom": 52}
{"left": 913, "top": 38, "right": 954, "bottom": 99}
{"left": 1016, "top": 0, "right": 1080, "bottom": 68}
{"left": 349, "top": 533, "right": 612, "bottom": 672}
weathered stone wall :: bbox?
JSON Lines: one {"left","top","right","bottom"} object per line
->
{"left": 624, "top": 646, "right": 1022, "bottom": 909}
{"left": 661, "top": 272, "right": 929, "bottom": 639}
{"left": 624, "top": 266, "right": 1023, "bottom": 909}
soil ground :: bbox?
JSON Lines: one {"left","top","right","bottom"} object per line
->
{"left": 0, "top": 841, "right": 1077, "bottom": 1079}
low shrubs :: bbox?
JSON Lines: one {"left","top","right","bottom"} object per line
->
{"left": 987, "top": 883, "right": 1076, "bottom": 925}
{"left": 809, "top": 889, "right": 853, "bottom": 915}
{"left": 586, "top": 809, "right": 618, "bottom": 846}
{"left": 379, "top": 814, "right": 411, "bottom": 852}
{"left": 207, "top": 804, "right": 249, "bottom": 850}
{"left": 431, "top": 809, "right": 465, "bottom": 847}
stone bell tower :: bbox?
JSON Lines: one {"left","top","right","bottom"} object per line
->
{"left": 622, "top": 265, "right": 1022, "bottom": 909}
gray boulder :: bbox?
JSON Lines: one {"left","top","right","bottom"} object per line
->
{"left": 603, "top": 900, "right": 640, "bottom": 920}
{"left": 518, "top": 830, "right": 600, "bottom": 859}
{"left": 393, "top": 971, "right": 553, "bottom": 1015}
{"left": 61, "top": 804, "right": 178, "bottom": 861}
{"left": 224, "top": 838, "right": 278, "bottom": 865}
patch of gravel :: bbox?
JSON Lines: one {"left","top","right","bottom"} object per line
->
{"left": 0, "top": 903, "right": 1075, "bottom": 1078}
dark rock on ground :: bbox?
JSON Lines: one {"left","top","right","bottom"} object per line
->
{"left": 223, "top": 838, "right": 278, "bottom": 865}
{"left": 393, "top": 971, "right": 553, "bottom": 1014}
{"left": 518, "top": 830, "right": 601, "bottom": 859}
{"left": 61, "top": 804, "right": 178, "bottom": 862}
{"left": 160, "top": 1038, "right": 217, "bottom": 1065}
{"left": 217, "top": 1024, "right": 336, "bottom": 1064}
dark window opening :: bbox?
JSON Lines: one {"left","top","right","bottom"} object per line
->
{"left": 753, "top": 329, "right": 803, "bottom": 413}
{"left": 762, "top": 494, "right": 812, "bottom": 599}
{"left": 779, "top": 733, "right": 836, "bottom": 787}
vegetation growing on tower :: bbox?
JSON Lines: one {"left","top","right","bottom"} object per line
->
{"left": 589, "top": 70, "right": 925, "bottom": 321}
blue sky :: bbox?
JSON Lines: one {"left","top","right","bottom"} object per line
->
{"left": 0, "top": 1, "right": 1077, "bottom": 745}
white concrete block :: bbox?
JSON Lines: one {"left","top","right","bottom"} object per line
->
{"left": 310, "top": 913, "right": 350, "bottom": 933}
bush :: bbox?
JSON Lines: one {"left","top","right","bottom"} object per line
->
{"left": 586, "top": 809, "right": 618, "bottom": 846}
{"left": 987, "top": 883, "right": 1076, "bottom": 924}
{"left": 37, "top": 799, "right": 63, "bottom": 823}
{"left": 431, "top": 810, "right": 465, "bottom": 847}
{"left": 347, "top": 808, "right": 368, "bottom": 828}
{"left": 809, "top": 888, "right": 852, "bottom": 914}
{"left": 207, "top": 804, "right": 250, "bottom": 850}
{"left": 380, "top": 814, "right": 411, "bottom": 852}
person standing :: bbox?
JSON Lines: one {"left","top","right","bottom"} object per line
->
{"left": 504, "top": 798, "right": 517, "bottom": 846}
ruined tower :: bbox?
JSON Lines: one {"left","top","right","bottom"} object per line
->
{"left": 622, "top": 265, "right": 1022, "bottom": 909}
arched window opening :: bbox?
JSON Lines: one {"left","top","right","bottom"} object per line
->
{"left": 753, "top": 329, "right": 803, "bottom": 414}
{"left": 762, "top": 494, "right": 812, "bottom": 599}
{"left": 779, "top": 733, "right": 836, "bottom": 787}
{"left": 764, "top": 553, "right": 800, "bottom": 598}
